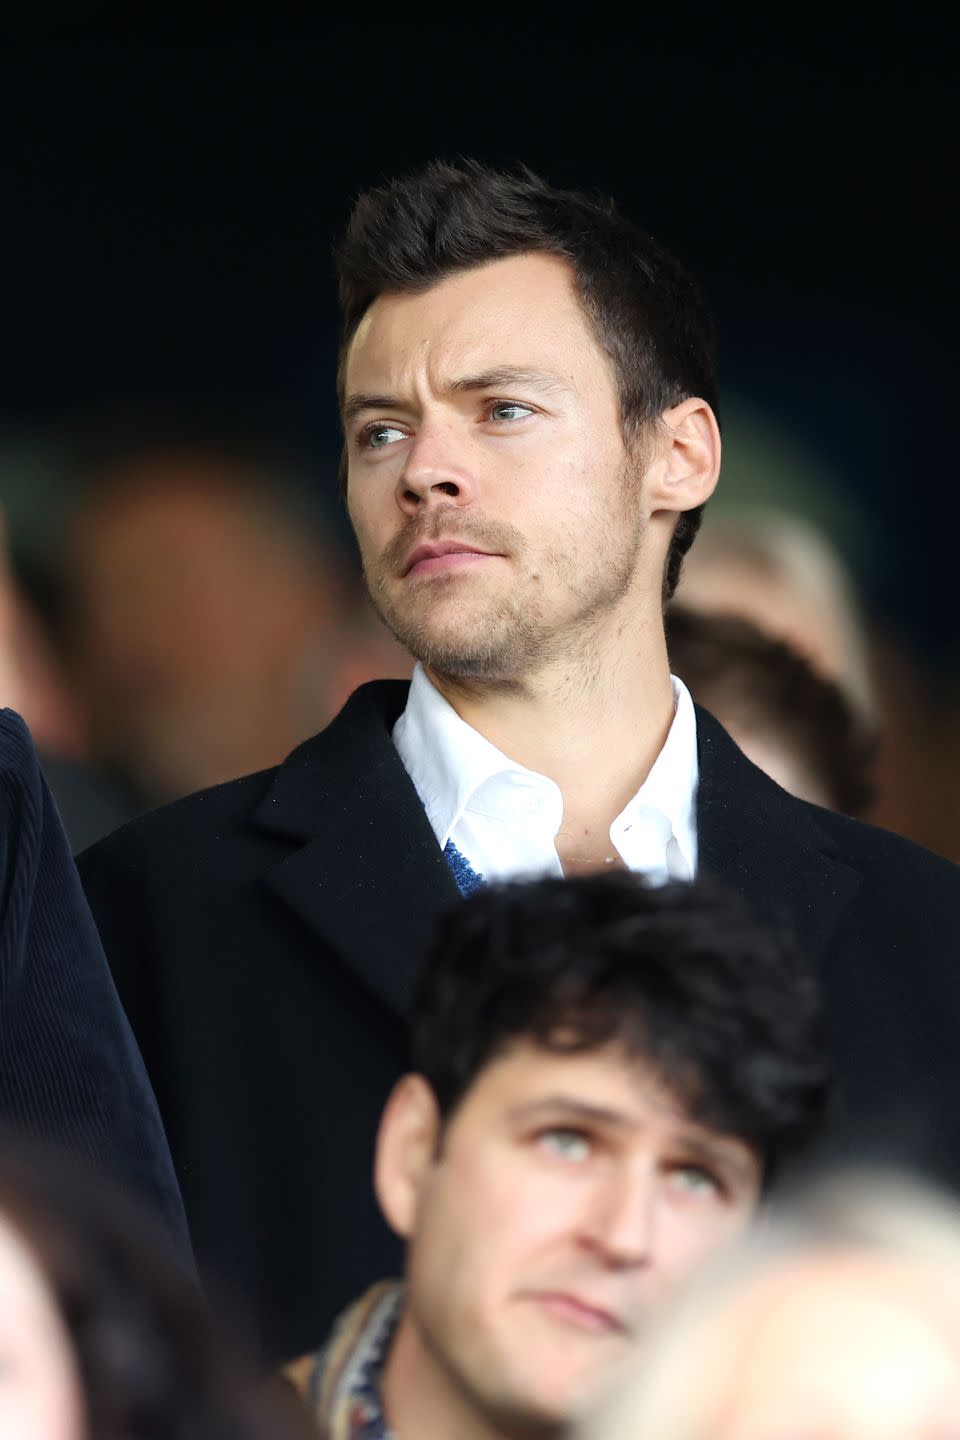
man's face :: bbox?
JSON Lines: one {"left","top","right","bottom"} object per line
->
{"left": 396, "top": 1040, "right": 761, "bottom": 1432}
{"left": 342, "top": 253, "right": 659, "bottom": 683}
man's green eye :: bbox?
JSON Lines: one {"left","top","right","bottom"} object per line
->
{"left": 671, "top": 1165, "right": 720, "bottom": 1194}
{"left": 540, "top": 1129, "right": 591, "bottom": 1162}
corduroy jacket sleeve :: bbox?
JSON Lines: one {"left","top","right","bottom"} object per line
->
{"left": 0, "top": 708, "right": 192, "bottom": 1264}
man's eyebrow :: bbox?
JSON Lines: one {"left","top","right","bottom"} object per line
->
{"left": 341, "top": 393, "right": 401, "bottom": 427}
{"left": 507, "top": 1095, "right": 633, "bottom": 1131}
{"left": 677, "top": 1133, "right": 758, "bottom": 1189}
{"left": 447, "top": 366, "right": 574, "bottom": 398}
{"left": 341, "top": 367, "right": 574, "bottom": 427}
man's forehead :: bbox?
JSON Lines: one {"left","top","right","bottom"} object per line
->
{"left": 344, "top": 252, "right": 593, "bottom": 388}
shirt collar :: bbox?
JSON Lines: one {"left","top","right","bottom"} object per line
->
{"left": 394, "top": 664, "right": 698, "bottom": 871}
{"left": 613, "top": 676, "right": 699, "bottom": 878}
{"left": 393, "top": 663, "right": 546, "bottom": 848}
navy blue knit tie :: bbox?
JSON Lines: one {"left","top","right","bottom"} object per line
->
{"left": 443, "top": 840, "right": 486, "bottom": 897}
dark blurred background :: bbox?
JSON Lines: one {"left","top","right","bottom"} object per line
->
{"left": 0, "top": 6, "right": 956, "bottom": 857}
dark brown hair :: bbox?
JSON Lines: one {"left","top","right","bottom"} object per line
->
{"left": 665, "top": 606, "right": 877, "bottom": 817}
{"left": 335, "top": 160, "right": 719, "bottom": 599}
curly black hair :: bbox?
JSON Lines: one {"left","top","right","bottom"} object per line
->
{"left": 413, "top": 874, "right": 830, "bottom": 1183}
{"left": 0, "top": 1140, "right": 308, "bottom": 1440}
{"left": 335, "top": 159, "right": 718, "bottom": 601}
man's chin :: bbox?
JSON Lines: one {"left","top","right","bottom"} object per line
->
{"left": 485, "top": 1346, "right": 630, "bottom": 1436}
{"left": 381, "top": 620, "right": 527, "bottom": 685}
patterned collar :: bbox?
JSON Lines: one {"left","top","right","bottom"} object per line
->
{"left": 288, "top": 1282, "right": 404, "bottom": 1440}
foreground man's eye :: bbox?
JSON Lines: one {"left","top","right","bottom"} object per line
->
{"left": 538, "top": 1128, "right": 592, "bottom": 1162}
{"left": 669, "top": 1163, "right": 722, "bottom": 1196}
{"left": 362, "top": 424, "right": 407, "bottom": 449}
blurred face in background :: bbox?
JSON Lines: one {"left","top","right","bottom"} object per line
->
{"left": 377, "top": 1040, "right": 761, "bottom": 1434}
{"left": 65, "top": 457, "right": 344, "bottom": 802}
{"left": 0, "top": 1215, "right": 84, "bottom": 1440}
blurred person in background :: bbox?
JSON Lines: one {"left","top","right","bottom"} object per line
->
{"left": 78, "top": 161, "right": 960, "bottom": 1364}
{"left": 286, "top": 873, "right": 830, "bottom": 1438}
{"left": 59, "top": 433, "right": 354, "bottom": 809}
{"left": 674, "top": 507, "right": 876, "bottom": 722}
{"left": 0, "top": 507, "right": 131, "bottom": 850}
{"left": 584, "top": 1171, "right": 960, "bottom": 1440}
{"left": 675, "top": 506, "right": 957, "bottom": 857}
{"left": 665, "top": 606, "right": 876, "bottom": 816}
{"left": 0, "top": 700, "right": 189, "bottom": 1259}
{"left": 0, "top": 1139, "right": 308, "bottom": 1440}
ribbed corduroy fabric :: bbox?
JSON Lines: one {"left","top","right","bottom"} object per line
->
{"left": 0, "top": 708, "right": 191, "bottom": 1263}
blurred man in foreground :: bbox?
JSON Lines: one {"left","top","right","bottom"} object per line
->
{"left": 287, "top": 873, "right": 830, "bottom": 1436}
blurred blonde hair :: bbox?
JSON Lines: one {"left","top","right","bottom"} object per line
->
{"left": 677, "top": 509, "right": 876, "bottom": 723}
{"left": 582, "top": 1170, "right": 960, "bottom": 1440}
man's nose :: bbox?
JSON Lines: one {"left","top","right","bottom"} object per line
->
{"left": 395, "top": 424, "right": 477, "bottom": 516}
{"left": 582, "top": 1169, "right": 658, "bottom": 1269}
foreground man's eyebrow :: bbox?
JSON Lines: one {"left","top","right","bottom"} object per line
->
{"left": 678, "top": 1134, "right": 757, "bottom": 1189}
{"left": 342, "top": 367, "right": 575, "bottom": 426}
{"left": 507, "top": 1096, "right": 634, "bottom": 1130}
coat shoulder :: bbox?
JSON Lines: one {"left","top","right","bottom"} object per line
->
{"left": 76, "top": 764, "right": 280, "bottom": 879}
{"left": 807, "top": 802, "right": 960, "bottom": 900}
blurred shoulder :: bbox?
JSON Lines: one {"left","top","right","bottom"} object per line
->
{"left": 0, "top": 712, "right": 46, "bottom": 842}
{"left": 0, "top": 708, "right": 40, "bottom": 776}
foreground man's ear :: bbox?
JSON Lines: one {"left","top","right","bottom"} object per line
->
{"left": 374, "top": 1074, "right": 441, "bottom": 1239}
{"left": 646, "top": 396, "right": 722, "bottom": 517}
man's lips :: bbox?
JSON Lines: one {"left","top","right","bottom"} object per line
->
{"left": 401, "top": 540, "right": 501, "bottom": 577}
{"left": 525, "top": 1291, "right": 627, "bottom": 1336}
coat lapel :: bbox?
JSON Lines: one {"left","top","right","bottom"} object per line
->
{"left": 254, "top": 686, "right": 864, "bottom": 1017}
{"left": 253, "top": 682, "right": 459, "bottom": 1020}
{"left": 695, "top": 706, "right": 862, "bottom": 962}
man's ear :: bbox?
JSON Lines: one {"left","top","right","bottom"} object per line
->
{"left": 374, "top": 1074, "right": 441, "bottom": 1240}
{"left": 646, "top": 397, "right": 721, "bottom": 517}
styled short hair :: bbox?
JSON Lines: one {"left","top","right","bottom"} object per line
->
{"left": 412, "top": 874, "right": 830, "bottom": 1182}
{"left": 335, "top": 160, "right": 718, "bottom": 599}
{"left": 665, "top": 606, "right": 877, "bottom": 816}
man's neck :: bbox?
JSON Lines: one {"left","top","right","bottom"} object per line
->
{"left": 383, "top": 1314, "right": 558, "bottom": 1440}
{"left": 424, "top": 618, "right": 676, "bottom": 853}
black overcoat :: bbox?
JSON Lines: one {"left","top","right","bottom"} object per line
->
{"left": 77, "top": 681, "right": 960, "bottom": 1363}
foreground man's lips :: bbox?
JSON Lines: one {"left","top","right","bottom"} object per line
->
{"left": 402, "top": 540, "right": 500, "bottom": 576}
{"left": 527, "top": 1291, "right": 627, "bottom": 1335}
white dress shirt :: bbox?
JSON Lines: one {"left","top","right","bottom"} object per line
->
{"left": 393, "top": 664, "right": 699, "bottom": 886}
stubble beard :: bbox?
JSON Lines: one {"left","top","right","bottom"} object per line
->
{"left": 362, "top": 486, "right": 645, "bottom": 688}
